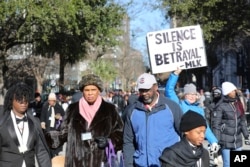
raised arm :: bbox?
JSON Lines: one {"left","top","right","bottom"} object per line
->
{"left": 165, "top": 68, "right": 182, "bottom": 103}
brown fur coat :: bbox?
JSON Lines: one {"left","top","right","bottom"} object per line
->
{"left": 46, "top": 99, "right": 124, "bottom": 167}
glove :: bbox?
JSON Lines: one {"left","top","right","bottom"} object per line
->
{"left": 210, "top": 143, "right": 220, "bottom": 153}
{"left": 94, "top": 137, "right": 108, "bottom": 149}
{"left": 245, "top": 136, "right": 250, "bottom": 145}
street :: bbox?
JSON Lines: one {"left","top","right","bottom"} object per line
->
{"left": 43, "top": 140, "right": 250, "bottom": 167}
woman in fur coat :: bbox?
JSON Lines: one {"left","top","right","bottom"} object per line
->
{"left": 46, "top": 74, "right": 124, "bottom": 167}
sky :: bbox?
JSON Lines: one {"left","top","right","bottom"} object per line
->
{"left": 121, "top": 0, "right": 170, "bottom": 66}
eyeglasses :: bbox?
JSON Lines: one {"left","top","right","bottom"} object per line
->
{"left": 15, "top": 99, "right": 28, "bottom": 104}
{"left": 186, "top": 93, "right": 197, "bottom": 96}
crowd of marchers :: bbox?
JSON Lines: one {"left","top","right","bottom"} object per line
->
{"left": 0, "top": 67, "right": 249, "bottom": 167}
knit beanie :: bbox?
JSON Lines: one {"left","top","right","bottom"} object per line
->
{"left": 183, "top": 83, "right": 197, "bottom": 94}
{"left": 222, "top": 81, "right": 237, "bottom": 96}
{"left": 48, "top": 93, "right": 57, "bottom": 100}
{"left": 180, "top": 110, "right": 207, "bottom": 132}
{"left": 79, "top": 74, "right": 103, "bottom": 92}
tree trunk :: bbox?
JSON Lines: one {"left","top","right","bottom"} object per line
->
{"left": 59, "top": 54, "right": 65, "bottom": 92}
{"left": 35, "top": 74, "right": 43, "bottom": 93}
{"left": 0, "top": 54, "right": 6, "bottom": 105}
{"left": 0, "top": 62, "right": 4, "bottom": 105}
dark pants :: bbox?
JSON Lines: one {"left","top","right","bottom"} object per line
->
{"left": 50, "top": 145, "right": 63, "bottom": 157}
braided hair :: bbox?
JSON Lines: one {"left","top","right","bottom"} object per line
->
{"left": 3, "top": 82, "right": 33, "bottom": 113}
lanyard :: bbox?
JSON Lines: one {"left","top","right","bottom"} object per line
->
{"left": 16, "top": 120, "right": 25, "bottom": 137}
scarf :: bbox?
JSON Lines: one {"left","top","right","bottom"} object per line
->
{"left": 79, "top": 95, "right": 102, "bottom": 127}
{"left": 160, "top": 138, "right": 204, "bottom": 167}
{"left": 49, "top": 106, "right": 55, "bottom": 128}
{"left": 224, "top": 96, "right": 244, "bottom": 116}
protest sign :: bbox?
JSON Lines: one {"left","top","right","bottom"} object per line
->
{"left": 146, "top": 25, "right": 207, "bottom": 74}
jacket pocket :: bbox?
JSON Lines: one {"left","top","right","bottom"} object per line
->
{"left": 220, "top": 123, "right": 225, "bottom": 132}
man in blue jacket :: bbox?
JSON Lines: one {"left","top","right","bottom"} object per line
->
{"left": 123, "top": 73, "right": 183, "bottom": 167}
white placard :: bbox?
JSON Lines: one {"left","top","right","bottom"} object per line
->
{"left": 146, "top": 25, "right": 207, "bottom": 74}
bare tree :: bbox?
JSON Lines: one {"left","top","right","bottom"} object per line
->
{"left": 5, "top": 55, "right": 55, "bottom": 93}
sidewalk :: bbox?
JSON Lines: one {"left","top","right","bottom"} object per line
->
{"left": 41, "top": 141, "right": 250, "bottom": 167}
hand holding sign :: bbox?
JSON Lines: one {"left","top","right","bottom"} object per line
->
{"left": 173, "top": 67, "right": 182, "bottom": 76}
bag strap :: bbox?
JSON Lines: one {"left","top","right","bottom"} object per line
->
{"left": 105, "top": 139, "right": 117, "bottom": 167}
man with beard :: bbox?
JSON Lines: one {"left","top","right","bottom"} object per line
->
{"left": 123, "top": 73, "right": 183, "bottom": 167}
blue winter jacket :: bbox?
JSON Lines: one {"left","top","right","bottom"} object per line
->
{"left": 123, "top": 94, "right": 182, "bottom": 167}
{"left": 165, "top": 73, "right": 218, "bottom": 144}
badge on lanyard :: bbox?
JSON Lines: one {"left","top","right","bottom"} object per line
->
{"left": 81, "top": 132, "right": 92, "bottom": 141}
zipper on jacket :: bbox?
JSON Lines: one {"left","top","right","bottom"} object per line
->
{"left": 146, "top": 110, "right": 149, "bottom": 166}
{"left": 230, "top": 102, "right": 238, "bottom": 148}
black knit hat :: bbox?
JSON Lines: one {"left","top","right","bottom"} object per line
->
{"left": 180, "top": 110, "right": 207, "bottom": 132}
{"left": 79, "top": 74, "right": 103, "bottom": 92}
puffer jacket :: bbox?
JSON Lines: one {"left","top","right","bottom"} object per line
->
{"left": 211, "top": 96, "right": 249, "bottom": 149}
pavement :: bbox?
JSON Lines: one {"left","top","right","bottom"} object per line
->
{"left": 47, "top": 141, "right": 250, "bottom": 167}
{"left": 36, "top": 139, "right": 250, "bottom": 167}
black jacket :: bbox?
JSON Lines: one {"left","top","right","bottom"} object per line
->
{"left": 0, "top": 109, "right": 51, "bottom": 167}
{"left": 29, "top": 100, "right": 44, "bottom": 119}
{"left": 211, "top": 96, "right": 249, "bottom": 149}
{"left": 112, "top": 95, "right": 125, "bottom": 114}
{"left": 40, "top": 102, "right": 65, "bottom": 132}
{"left": 160, "top": 138, "right": 209, "bottom": 167}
